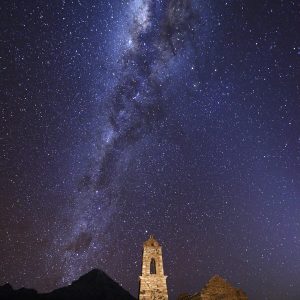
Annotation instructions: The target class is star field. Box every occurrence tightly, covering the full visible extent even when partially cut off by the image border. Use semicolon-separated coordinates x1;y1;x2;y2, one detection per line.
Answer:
1;1;300;299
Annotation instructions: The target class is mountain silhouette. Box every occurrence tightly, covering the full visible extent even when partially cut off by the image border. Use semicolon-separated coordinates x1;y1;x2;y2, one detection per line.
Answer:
0;269;137;300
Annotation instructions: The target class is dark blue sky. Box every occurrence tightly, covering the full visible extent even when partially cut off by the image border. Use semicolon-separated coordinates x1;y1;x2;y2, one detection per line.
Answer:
1;1;299;299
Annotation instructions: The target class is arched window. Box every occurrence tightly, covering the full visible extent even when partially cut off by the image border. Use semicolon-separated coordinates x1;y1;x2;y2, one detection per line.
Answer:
150;258;156;274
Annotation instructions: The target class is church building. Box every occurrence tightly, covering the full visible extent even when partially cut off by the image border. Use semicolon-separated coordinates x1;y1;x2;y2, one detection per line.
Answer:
139;235;168;300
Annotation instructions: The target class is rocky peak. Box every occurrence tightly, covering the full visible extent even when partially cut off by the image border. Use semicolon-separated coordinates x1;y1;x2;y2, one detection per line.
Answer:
177;275;248;300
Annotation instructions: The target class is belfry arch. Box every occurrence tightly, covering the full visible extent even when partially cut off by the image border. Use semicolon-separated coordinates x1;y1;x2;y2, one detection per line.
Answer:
150;258;156;274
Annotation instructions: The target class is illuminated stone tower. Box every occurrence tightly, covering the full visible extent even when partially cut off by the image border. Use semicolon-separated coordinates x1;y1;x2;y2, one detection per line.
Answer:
139;235;168;300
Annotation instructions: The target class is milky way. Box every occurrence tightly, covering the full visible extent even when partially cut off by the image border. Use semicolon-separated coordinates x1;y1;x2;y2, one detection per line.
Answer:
54;0;204;283
1;0;300;299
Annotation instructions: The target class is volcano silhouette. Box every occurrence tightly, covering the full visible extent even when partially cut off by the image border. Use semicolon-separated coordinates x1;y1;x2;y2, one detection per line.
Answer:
0;269;136;300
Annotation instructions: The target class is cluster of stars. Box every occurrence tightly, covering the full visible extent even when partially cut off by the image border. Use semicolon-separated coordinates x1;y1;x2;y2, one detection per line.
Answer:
1;1;299;300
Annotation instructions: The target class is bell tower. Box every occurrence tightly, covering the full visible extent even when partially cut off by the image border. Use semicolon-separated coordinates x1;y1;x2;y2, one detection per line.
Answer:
139;235;168;300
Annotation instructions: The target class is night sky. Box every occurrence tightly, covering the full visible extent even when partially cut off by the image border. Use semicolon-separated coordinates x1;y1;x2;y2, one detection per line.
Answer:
1;0;300;299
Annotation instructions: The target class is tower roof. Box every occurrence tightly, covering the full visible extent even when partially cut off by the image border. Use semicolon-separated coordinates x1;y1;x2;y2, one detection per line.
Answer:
143;235;160;247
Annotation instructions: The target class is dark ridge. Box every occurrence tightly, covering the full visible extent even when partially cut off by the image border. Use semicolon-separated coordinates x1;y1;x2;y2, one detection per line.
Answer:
0;269;137;300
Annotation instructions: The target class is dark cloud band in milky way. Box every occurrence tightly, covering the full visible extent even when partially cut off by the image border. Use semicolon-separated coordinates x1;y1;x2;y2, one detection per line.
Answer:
80;0;199;191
